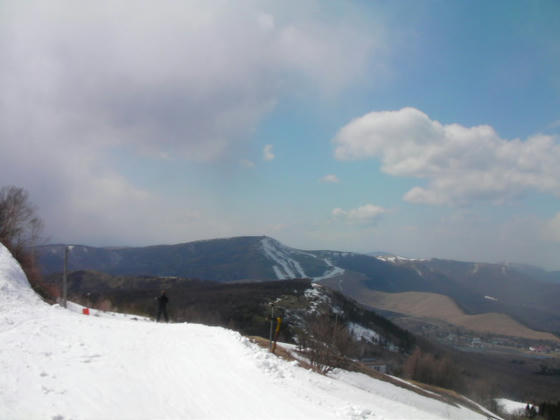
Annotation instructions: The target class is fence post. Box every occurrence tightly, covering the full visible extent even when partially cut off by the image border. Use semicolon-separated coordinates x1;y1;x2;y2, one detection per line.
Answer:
268;304;274;351
62;246;68;308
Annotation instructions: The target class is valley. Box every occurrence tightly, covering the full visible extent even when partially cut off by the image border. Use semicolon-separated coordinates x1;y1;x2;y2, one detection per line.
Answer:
322;274;559;340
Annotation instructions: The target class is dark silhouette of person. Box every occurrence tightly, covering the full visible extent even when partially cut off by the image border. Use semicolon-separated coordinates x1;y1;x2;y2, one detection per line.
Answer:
157;290;169;322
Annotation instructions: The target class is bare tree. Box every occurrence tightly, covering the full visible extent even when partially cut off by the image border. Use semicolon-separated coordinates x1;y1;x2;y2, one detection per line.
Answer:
0;186;50;299
296;314;357;373
0;186;43;254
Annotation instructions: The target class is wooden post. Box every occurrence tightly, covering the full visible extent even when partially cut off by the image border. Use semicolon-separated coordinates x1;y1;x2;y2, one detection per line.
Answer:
268;304;274;352
272;317;282;354
62;246;68;308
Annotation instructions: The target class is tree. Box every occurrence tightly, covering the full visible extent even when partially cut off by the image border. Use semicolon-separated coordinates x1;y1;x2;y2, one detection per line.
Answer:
295;314;357;373
0;186;51;299
0;186;43;255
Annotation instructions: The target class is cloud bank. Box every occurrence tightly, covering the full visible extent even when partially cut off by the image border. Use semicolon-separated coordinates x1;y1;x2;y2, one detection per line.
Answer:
334;108;560;205
1;0;378;162
0;0;380;244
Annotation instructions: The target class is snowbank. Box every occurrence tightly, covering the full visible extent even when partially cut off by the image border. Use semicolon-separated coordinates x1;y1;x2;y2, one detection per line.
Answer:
0;243;43;307
495;398;530;415
0;243;494;420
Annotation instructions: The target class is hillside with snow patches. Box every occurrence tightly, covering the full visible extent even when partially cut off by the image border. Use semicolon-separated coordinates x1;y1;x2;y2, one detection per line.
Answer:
0;243;499;420
37;237;349;282
261;237;345;281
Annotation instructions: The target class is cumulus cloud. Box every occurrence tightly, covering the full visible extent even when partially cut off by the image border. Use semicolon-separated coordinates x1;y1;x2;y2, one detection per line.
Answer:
321;174;340;183
332;204;387;224
333;107;560;205
263;145;275;161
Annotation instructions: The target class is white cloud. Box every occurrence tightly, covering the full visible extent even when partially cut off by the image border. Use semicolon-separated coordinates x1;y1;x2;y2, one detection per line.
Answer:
332;204;387;224
333;107;560;205
321;174;340;183
263;145;275;161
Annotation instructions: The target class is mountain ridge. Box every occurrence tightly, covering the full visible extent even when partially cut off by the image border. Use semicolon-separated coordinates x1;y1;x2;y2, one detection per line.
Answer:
36;235;560;336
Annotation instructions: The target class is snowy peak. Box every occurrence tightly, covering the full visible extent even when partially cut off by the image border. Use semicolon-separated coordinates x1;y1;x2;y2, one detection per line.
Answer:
375;255;428;263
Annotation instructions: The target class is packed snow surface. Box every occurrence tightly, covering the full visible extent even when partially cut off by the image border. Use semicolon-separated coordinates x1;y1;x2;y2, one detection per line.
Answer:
0;244;491;420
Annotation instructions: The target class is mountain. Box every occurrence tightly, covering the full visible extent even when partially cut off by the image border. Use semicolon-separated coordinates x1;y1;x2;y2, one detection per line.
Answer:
1;243;496;420
37;236;337;281
37;236;560;335
322;255;560;336
510;263;560;284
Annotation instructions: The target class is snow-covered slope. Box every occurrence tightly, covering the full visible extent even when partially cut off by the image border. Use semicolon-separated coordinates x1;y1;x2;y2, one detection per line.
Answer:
261;237;345;281
0;244;494;420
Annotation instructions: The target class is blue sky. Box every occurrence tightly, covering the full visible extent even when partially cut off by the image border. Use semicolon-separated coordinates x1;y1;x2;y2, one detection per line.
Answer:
2;0;560;268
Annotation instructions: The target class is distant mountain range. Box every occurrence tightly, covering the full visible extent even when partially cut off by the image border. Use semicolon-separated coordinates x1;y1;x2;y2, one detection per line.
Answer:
37;236;338;281
36;235;560;336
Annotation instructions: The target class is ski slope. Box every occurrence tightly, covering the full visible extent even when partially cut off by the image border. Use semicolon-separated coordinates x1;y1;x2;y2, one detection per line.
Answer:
260;237;345;281
0;244;495;420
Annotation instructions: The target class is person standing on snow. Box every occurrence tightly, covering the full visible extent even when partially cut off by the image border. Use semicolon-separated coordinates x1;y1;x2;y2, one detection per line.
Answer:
156;290;169;322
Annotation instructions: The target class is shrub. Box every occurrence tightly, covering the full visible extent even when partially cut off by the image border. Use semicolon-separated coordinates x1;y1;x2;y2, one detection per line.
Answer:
403;347;463;390
295;314;359;373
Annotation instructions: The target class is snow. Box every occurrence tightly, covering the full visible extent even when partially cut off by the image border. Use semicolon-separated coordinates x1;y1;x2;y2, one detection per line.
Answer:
313;258;345;282
495;398;529;415
388;376;440;397
0;243;493;420
261;237;306;279
330;370;484;420
484;295;498;302
376;255;426;263
348;322;380;343
261;238;345;281
304;284;331;314
65;301;151;322
471;263;479;275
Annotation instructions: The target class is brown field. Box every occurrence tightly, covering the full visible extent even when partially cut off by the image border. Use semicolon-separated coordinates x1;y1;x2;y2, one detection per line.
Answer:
322;275;560;343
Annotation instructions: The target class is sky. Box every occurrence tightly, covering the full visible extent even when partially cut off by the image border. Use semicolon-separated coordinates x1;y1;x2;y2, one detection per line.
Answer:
1;0;560;269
